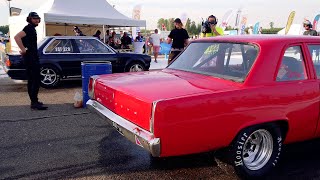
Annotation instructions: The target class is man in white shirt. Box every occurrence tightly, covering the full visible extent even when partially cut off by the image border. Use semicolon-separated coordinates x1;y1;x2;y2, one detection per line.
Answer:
150;29;161;63
248;25;253;35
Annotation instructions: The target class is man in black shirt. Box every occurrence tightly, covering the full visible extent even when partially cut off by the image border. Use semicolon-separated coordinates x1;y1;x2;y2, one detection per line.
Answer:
167;18;189;64
303;20;318;36
14;12;48;110
135;32;144;42
121;32;132;49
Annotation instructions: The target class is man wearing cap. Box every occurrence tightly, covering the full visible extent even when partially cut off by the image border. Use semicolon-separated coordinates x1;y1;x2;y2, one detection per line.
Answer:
14;12;48;110
303;20;318;36
167;18;190;64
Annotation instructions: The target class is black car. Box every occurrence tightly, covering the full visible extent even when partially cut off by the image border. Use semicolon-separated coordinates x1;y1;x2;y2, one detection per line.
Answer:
2;36;151;88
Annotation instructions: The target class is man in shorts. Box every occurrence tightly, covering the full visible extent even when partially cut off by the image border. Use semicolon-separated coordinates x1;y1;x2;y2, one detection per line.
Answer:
150;29;161;63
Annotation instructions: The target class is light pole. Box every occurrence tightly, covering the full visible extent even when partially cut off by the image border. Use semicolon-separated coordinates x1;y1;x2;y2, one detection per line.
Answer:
7;0;12;16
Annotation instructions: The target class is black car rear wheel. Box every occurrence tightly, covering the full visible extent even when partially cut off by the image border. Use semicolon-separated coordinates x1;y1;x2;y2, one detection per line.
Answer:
126;62;145;72
40;65;61;88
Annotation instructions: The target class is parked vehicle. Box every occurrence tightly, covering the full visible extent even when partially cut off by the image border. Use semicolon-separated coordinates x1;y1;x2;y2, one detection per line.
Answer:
1;36;151;88
87;35;320;178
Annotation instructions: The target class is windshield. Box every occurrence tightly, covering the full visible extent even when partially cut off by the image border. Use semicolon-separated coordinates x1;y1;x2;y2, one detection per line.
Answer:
168;42;259;82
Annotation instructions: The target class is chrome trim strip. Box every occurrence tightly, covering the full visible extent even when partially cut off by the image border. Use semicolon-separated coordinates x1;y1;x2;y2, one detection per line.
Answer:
42;38;56;55
87;100;161;157
150;101;158;133
5;68;26;71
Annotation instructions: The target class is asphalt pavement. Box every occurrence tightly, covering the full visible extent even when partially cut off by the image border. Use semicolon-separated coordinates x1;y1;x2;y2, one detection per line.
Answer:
1;75;320;180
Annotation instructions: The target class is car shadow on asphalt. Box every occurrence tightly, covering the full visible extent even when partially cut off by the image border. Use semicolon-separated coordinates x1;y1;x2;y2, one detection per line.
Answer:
95;132;239;179
265;139;320;180
94;134;320;179
0;104;106;179
1;102;320;180
58;79;82;89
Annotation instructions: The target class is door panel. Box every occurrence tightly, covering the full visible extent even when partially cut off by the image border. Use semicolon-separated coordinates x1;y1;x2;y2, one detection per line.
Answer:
276;45;318;142
307;44;320;137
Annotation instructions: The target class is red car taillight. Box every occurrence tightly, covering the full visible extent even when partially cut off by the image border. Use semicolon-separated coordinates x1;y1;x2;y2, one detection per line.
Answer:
5;59;11;67
88;76;98;99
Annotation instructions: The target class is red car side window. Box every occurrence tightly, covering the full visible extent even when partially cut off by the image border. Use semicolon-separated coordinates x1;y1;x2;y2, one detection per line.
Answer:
277;46;308;82
308;45;320;79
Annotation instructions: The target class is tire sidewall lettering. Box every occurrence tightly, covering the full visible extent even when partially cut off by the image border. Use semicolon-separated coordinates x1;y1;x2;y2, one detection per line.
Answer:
233;126;284;178
234;133;248;167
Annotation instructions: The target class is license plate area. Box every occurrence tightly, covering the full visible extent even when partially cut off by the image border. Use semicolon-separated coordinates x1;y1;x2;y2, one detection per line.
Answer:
112;121;124;136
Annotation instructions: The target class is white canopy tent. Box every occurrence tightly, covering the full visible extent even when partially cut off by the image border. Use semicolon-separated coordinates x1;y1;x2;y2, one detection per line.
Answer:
44;0;146;27
9;0;146;51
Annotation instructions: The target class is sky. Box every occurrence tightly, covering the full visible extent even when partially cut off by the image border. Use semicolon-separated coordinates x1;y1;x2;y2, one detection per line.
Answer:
0;0;319;29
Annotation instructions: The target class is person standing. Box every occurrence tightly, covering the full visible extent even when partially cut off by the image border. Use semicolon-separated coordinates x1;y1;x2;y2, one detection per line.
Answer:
150;29;161;63
104;30;110;44
109;31;121;49
14;12;47;110
201;15;224;37
258;27;263;34
303;20;318;36
248;25;253;35
73;26;85;36
121;32;132;49
167;18;189;64
93;30;101;40
135;32;144;42
135;32;146;53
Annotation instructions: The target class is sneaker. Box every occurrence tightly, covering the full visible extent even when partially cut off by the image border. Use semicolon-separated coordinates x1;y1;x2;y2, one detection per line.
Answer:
31;102;48;110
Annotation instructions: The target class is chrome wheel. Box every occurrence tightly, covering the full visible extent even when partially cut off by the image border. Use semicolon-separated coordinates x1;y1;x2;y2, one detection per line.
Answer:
129;64;144;72
40;68;57;85
242;129;273;171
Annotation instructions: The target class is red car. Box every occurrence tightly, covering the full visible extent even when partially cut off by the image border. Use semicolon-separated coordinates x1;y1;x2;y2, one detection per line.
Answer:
87;35;320;178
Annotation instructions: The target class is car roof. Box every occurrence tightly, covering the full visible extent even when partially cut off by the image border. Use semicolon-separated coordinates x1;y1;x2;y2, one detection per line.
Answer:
193;35;320;44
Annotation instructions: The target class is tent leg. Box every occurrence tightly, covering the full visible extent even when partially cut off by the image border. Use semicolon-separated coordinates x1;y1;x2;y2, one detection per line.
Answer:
65;24;67;36
103;25;105;43
144;26;147;54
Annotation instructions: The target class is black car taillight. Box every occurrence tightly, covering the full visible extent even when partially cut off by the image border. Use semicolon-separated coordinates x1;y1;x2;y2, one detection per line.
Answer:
5;58;11;67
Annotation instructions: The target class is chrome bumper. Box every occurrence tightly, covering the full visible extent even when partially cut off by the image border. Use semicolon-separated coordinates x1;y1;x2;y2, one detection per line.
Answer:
86;100;161;157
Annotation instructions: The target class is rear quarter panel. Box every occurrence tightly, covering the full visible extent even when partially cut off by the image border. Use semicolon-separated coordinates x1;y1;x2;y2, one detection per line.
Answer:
154;81;319;157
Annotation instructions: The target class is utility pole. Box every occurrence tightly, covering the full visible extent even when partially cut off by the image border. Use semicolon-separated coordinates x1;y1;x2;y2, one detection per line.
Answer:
235;9;241;27
7;0;12;16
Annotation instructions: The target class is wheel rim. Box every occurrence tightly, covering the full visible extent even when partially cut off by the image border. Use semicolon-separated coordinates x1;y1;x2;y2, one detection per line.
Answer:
242;129;273;171
129;64;144;72
40;68;57;85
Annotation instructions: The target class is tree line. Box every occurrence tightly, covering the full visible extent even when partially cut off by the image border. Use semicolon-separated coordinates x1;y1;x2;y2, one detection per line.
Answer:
158;18;284;35
157;18;202;36
0;25;9;34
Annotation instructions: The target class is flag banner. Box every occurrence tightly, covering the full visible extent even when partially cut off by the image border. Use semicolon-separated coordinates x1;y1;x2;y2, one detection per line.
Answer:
313;14;320;31
220;9;234;30
132;5;142;39
132;5;142;20
239;16;248;35
285;11;296;35
253;22;260;34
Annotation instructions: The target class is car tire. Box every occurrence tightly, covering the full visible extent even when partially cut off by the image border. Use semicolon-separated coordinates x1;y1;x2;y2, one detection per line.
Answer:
231;124;283;179
126;62;145;72
40;65;61;88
